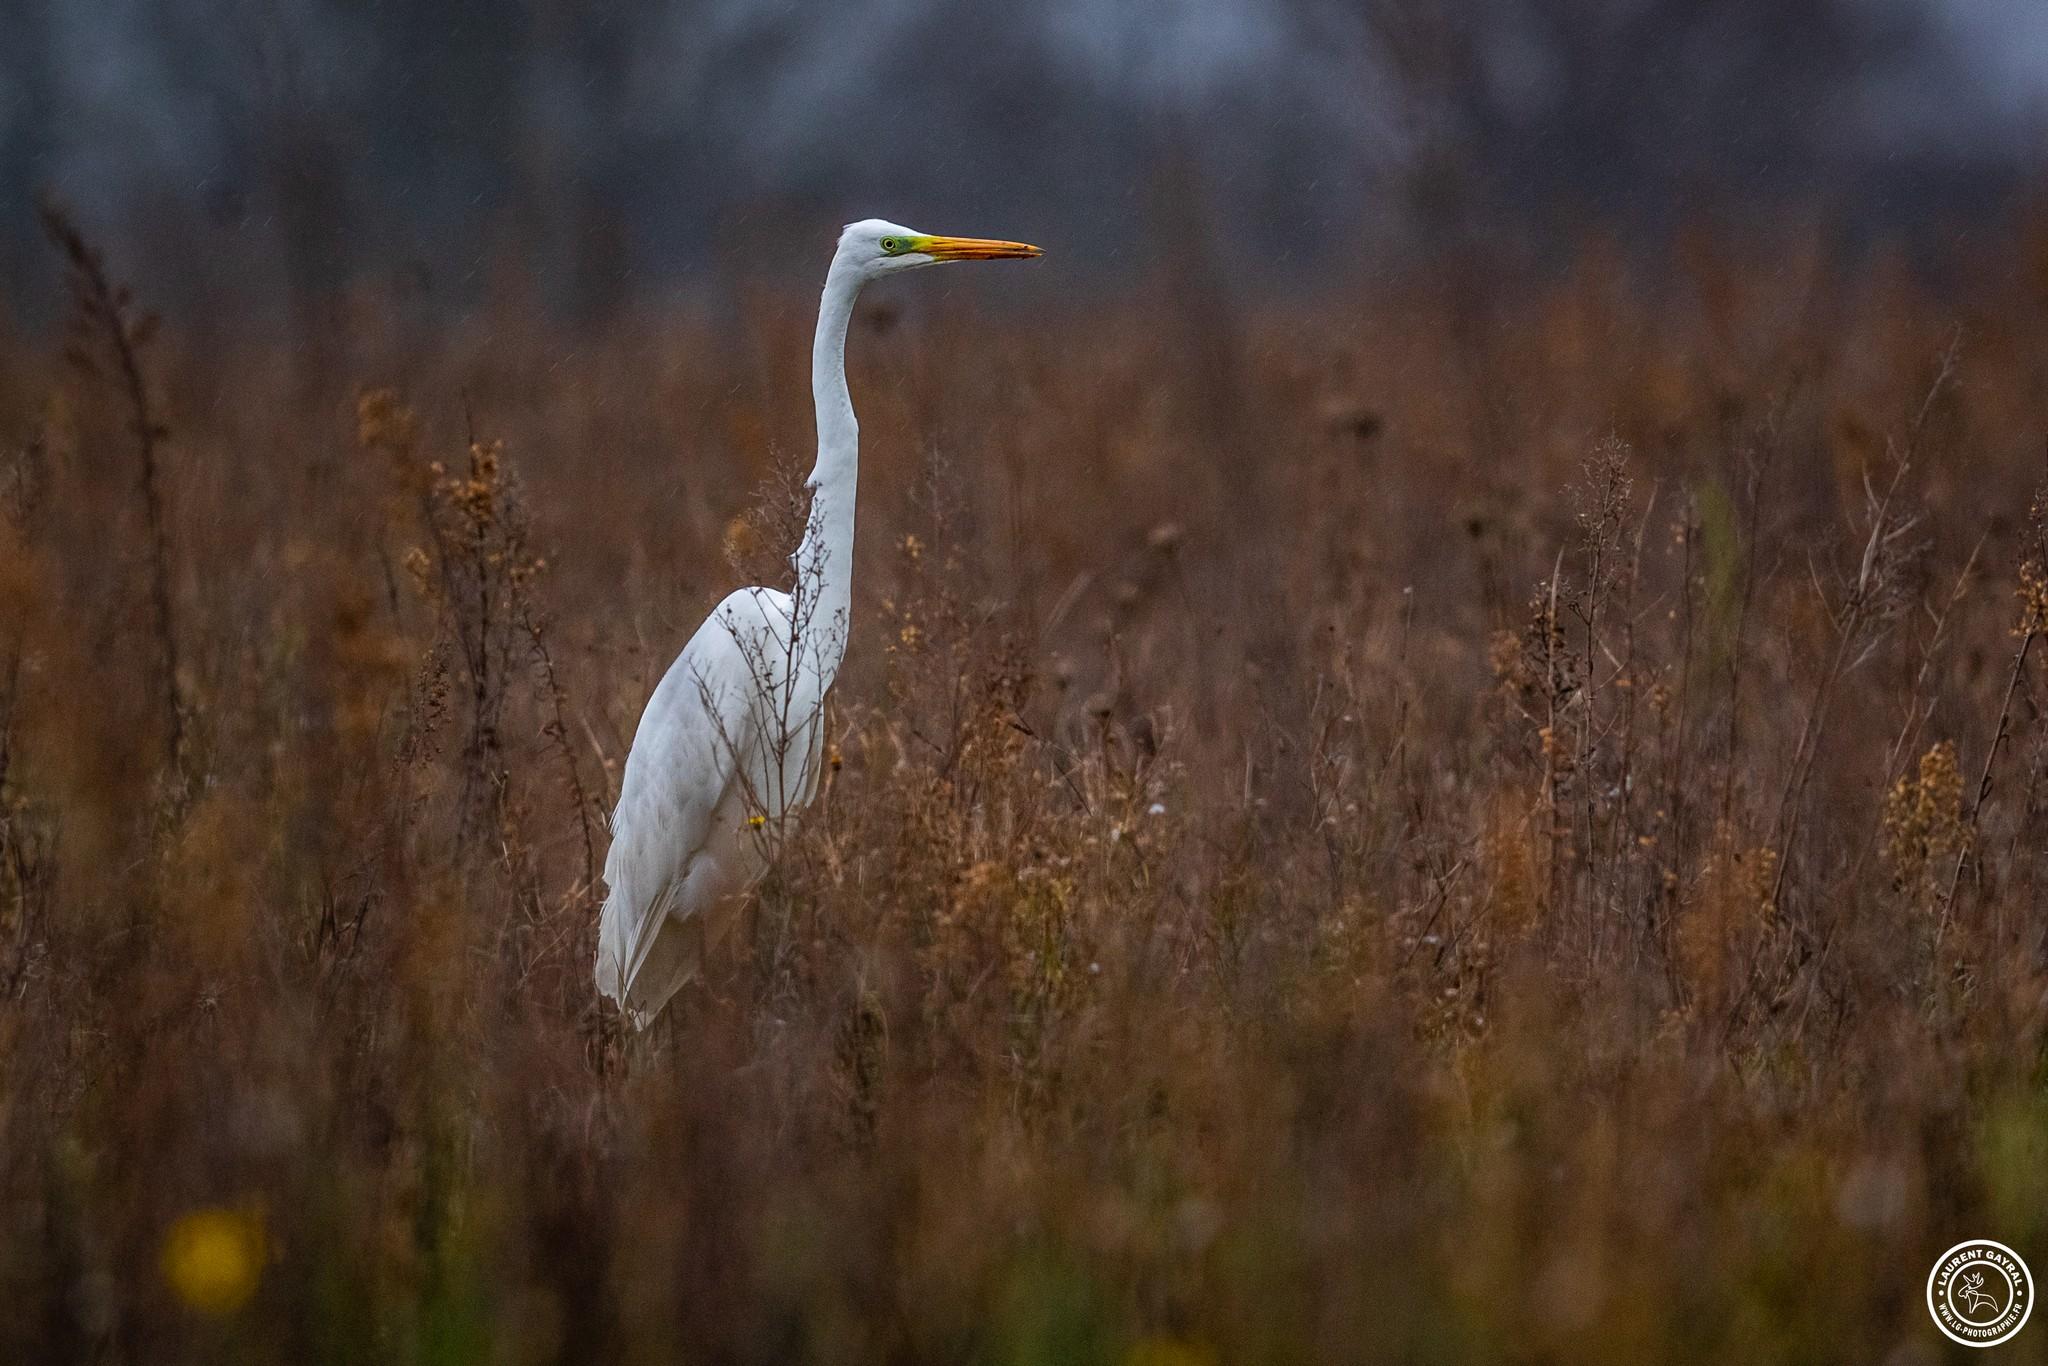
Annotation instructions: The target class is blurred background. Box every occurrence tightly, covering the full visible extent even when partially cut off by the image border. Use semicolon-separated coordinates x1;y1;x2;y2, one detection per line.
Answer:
3;0;2045;322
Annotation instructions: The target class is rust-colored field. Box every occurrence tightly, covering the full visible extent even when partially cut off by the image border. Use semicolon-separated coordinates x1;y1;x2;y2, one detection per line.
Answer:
4;212;2047;1362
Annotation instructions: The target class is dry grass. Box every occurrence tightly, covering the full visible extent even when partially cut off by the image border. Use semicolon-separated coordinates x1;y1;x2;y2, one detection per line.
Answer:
4;209;2048;1363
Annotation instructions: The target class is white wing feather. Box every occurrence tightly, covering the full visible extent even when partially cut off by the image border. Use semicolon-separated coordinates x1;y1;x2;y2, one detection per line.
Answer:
595;588;823;1026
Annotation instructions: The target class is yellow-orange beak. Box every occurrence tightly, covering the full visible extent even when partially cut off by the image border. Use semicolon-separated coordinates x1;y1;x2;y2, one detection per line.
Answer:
913;235;1043;261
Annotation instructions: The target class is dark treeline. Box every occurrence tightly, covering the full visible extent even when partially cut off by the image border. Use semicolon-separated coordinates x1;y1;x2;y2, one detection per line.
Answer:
0;0;2040;325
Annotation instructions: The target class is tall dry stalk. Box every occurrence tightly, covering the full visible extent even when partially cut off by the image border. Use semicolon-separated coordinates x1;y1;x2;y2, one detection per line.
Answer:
39;200;184;769
1939;476;2048;930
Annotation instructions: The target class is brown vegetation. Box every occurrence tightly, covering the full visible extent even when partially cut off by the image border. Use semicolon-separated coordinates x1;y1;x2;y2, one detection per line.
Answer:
3;208;2048;1362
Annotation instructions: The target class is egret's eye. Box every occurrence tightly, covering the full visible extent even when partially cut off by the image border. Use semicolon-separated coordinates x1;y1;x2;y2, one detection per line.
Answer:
880;236;907;255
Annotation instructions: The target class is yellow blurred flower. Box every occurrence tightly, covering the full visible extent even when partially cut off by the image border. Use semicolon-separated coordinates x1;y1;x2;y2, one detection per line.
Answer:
161;1207;264;1315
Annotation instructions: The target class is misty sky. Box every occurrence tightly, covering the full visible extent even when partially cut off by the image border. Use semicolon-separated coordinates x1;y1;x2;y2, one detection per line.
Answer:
3;0;2045;311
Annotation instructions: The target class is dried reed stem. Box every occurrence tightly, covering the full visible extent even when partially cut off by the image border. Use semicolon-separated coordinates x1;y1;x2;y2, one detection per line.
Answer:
39;199;184;767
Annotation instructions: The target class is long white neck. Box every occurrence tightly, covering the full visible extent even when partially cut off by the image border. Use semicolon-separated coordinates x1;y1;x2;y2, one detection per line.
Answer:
793;256;864;686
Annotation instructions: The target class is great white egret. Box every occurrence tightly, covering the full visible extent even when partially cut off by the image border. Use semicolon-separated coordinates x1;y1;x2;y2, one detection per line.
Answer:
594;219;1042;1027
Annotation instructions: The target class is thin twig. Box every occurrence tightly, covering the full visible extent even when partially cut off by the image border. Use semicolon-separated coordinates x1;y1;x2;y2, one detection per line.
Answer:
40;199;184;768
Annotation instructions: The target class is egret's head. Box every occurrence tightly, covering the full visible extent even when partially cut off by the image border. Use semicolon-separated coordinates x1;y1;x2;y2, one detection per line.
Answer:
836;218;1042;279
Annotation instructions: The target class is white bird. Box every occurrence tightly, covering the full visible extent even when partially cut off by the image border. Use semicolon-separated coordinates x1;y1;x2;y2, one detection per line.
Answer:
595;219;1042;1027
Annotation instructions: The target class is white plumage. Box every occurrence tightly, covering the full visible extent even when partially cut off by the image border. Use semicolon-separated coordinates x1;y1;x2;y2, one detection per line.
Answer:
595;218;1041;1027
